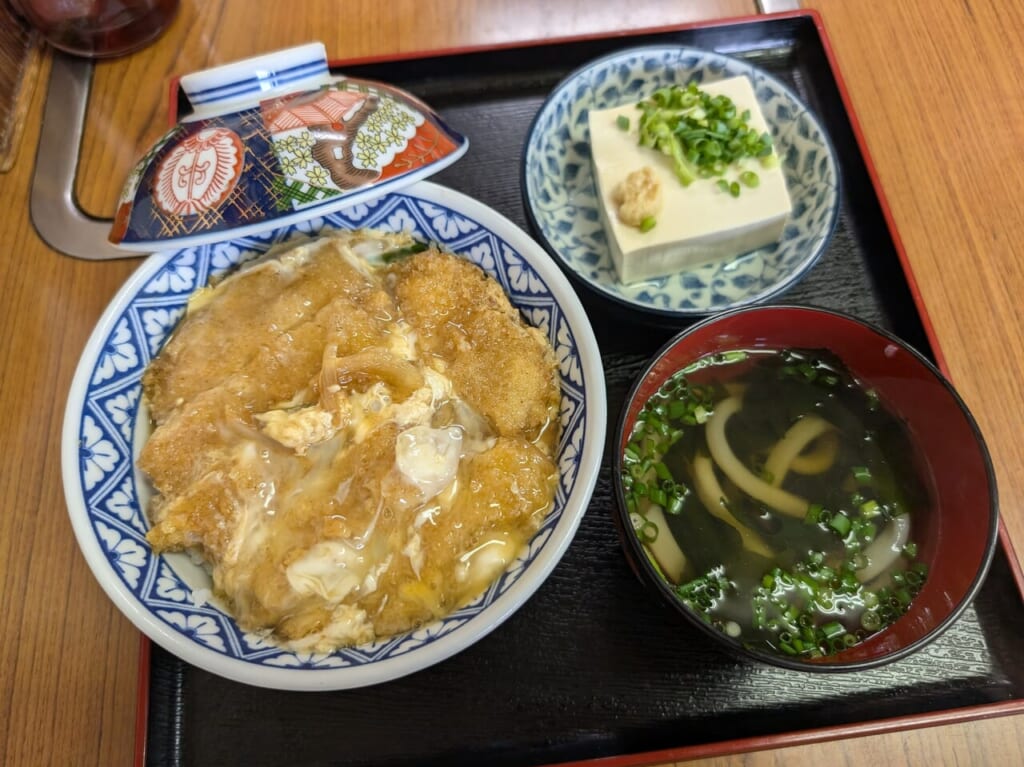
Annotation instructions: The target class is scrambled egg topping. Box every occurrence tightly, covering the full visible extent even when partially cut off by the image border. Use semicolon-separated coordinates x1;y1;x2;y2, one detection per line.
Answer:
139;230;561;652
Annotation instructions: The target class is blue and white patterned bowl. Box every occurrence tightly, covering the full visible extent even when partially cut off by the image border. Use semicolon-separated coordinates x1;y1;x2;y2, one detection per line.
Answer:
522;45;840;320
62;181;606;690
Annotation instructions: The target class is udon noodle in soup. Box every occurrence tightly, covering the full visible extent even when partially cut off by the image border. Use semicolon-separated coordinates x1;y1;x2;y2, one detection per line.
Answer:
622;348;930;659
139;229;562;652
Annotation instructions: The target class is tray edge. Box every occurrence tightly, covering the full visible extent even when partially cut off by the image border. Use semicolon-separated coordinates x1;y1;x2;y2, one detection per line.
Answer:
134;9;1024;766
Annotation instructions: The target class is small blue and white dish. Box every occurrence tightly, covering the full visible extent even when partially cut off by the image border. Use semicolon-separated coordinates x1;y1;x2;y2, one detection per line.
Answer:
522;45;841;321
63;181;606;690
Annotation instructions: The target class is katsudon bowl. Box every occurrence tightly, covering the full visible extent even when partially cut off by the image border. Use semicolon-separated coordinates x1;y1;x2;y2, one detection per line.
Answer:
62;181;606;690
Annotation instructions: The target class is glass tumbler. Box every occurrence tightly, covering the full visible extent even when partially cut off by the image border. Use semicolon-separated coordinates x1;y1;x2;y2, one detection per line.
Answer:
10;0;180;58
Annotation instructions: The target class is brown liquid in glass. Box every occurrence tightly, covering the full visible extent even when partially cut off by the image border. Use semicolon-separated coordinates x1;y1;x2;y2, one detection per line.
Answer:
16;0;179;58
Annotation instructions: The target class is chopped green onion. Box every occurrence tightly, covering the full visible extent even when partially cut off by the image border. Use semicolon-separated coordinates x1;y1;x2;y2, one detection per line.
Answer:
860;499;881;517
739;170;760;188
866;389;880;411
666;494;685;516
616;114;630;131
635;82;774;191
852;466;873;483
826;636;846;654
620;371;716;530
861;610;882;631
821;620;846;640
856;520;877;543
639;216;657;233
380;241;430;263
805;503;823;524
798;362;817;380
668;400;689;419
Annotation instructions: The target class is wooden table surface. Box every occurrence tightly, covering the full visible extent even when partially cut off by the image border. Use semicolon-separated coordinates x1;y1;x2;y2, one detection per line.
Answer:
2;0;1022;764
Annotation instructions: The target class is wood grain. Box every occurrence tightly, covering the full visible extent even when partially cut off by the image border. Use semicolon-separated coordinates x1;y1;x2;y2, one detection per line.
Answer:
0;56;141;764
2;1;1023;766
805;0;1024;582
0;3;44;172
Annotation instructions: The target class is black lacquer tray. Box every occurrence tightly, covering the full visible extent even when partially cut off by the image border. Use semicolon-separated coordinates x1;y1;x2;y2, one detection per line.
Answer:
142;11;1024;766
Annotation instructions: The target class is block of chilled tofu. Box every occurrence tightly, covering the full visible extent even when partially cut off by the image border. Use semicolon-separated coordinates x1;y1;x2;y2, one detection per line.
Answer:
588;76;792;284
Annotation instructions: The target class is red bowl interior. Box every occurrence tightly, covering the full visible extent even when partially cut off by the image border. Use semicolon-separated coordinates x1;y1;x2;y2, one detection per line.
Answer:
617;305;999;670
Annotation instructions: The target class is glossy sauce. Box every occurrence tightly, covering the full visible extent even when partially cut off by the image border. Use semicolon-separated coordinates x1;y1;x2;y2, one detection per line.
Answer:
140;231;562;651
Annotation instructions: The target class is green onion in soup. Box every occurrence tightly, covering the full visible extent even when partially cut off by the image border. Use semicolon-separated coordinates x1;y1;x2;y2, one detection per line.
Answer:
622;348;930;659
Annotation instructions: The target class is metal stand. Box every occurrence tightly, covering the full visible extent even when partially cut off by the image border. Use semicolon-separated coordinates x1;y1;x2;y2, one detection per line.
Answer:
30;53;141;260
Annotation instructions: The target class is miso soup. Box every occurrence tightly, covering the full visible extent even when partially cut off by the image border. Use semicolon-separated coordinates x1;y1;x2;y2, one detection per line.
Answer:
621;348;930;659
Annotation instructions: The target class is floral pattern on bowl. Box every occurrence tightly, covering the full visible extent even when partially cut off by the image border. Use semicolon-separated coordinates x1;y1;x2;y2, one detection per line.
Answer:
65;181;606;691
522;45;841;319
110;43;468;251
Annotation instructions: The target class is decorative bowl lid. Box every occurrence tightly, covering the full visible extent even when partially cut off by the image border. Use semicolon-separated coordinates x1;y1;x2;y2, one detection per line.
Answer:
110;42;469;250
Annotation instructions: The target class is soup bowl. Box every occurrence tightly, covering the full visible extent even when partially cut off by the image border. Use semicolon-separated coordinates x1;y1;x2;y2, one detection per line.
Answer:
612;304;999;671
